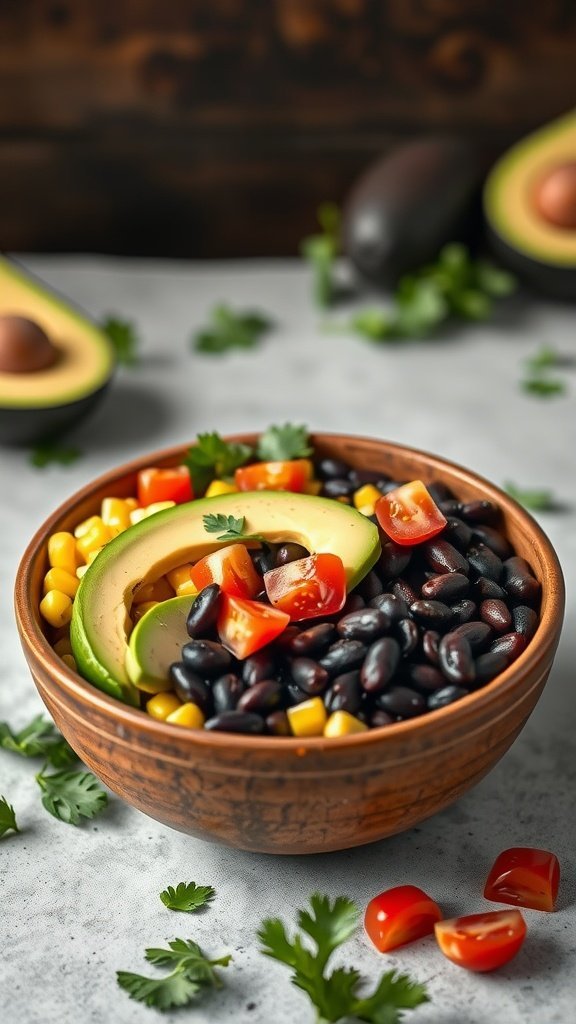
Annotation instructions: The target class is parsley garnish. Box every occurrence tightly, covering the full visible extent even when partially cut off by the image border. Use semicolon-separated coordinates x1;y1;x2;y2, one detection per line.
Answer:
257;423;313;461
301;203;341;308
101;315;139;366
258;893;428;1023
35;766;108;825
203;513;264;543
29;440;81;468
184;432;253;494
0;795;19;837
521;377;566;398
193;304;272;354
505;482;558;511
160;882;216;913
0;714;76;767
117;938;232;1011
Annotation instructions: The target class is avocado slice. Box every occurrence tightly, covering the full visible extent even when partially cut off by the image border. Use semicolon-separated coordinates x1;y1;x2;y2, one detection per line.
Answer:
125;596;194;694
0;257;115;444
484;110;576;300
71;490;381;700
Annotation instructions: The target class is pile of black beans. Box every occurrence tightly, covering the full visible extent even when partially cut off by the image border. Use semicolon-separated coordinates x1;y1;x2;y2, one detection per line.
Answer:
167;457;541;735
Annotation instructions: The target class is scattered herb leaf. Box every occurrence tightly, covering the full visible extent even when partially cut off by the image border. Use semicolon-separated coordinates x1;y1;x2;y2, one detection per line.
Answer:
160;882;216;913
521;377;566;398
117;938;232;1011
185;432;254;494
505;482;558;511
258;423;313;462
524;346;562;374
101;315;139;366
193;305;272;354
301;202;341;308
35;767;108;825
30;440;81;468
0;714;76;767
0;795;19;837
203;513;264;543
258;892;428;1023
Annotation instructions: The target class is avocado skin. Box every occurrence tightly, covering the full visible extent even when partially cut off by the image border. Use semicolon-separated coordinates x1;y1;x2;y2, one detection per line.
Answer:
487;227;576;301
0;381;111;445
343;138;491;285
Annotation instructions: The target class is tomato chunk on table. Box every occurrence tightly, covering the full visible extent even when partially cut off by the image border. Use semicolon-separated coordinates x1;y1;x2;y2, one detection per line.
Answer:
375;480;447;546
235;459;312;493
434;909;527;972
137;465;193;506
263;553;346;621
364;885;442;952
484;847;560;912
217;593;290;658
190;543;262;599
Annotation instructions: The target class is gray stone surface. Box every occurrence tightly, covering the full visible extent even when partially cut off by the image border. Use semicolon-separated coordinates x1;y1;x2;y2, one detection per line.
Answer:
1;256;575;1024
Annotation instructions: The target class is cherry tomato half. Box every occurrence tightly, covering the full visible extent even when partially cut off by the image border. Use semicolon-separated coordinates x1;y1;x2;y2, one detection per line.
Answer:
190;543;261;600
137;465;193;507
263;553;346;621
434;909;527;972
217;593;290;659
234;459;313;493
364;885;442;953
375;480;447;547
484;847;560;912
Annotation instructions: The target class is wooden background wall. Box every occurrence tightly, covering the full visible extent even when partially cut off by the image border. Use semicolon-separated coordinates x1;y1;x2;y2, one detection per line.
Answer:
1;0;575;257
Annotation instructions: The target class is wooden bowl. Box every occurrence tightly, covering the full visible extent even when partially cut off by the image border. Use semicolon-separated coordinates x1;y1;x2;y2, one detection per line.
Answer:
15;434;565;854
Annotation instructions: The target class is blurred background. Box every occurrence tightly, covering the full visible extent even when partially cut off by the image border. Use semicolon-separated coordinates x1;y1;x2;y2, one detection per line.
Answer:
2;0;576;258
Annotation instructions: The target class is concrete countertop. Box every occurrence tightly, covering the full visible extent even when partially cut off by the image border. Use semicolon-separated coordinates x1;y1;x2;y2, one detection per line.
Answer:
1;256;574;1024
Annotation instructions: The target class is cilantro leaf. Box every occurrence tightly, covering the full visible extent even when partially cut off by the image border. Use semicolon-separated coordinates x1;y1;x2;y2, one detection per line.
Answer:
30;440;81;468
160;882;216;913
298;893;360;969
0;714;77;767
350;308;393;342
35;767;108;825
101;315;139;366
193;304;272;354
203;513;265;543
184;432;253;494
301;203;341;308
521;376;566;398
117;937;231;1011
0;795;19;837
525;345;563;373
258;424;313;461
504;482;558;511
353;969;430;1024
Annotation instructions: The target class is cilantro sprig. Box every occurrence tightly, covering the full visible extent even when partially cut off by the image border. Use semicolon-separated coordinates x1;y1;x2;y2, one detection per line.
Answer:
257;423;313;461
29;440;82;469
505;482;559;511
193;304;272;354
0;795;19;837
0;714;76;767
184;432;253;494
101;315;140;366
521;345;570;398
203;513;265;543
301;203;341;308
117;938;232;1011
160;882;216;913
258;893;428;1023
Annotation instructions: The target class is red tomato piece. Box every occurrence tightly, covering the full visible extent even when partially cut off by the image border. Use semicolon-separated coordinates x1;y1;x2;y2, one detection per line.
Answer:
263;553;346;622
364;885;442;953
190;544;262;599
484;847;560;912
435;910;527;972
217;593;290;659
234;459;313;493
137;466;193;506
375;480;447;547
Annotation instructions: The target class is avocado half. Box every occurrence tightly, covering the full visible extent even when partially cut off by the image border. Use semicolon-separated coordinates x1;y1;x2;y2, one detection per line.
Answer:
484;110;576;300
0;257;115;444
71;490;381;702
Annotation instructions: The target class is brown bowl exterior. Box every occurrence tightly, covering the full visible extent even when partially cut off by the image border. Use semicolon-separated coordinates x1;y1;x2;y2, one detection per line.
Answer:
15;434;565;854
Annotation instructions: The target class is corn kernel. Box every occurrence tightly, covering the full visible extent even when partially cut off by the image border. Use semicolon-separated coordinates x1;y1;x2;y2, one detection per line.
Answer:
145;501;176;517
132;600;159;623
353;484;382;518
48;532;78;574
166;564;197;597
146;692;182;721
132;576;174;605
166;702;205;729
129;508;148;525
61;653;77;673
324;710;368;738
76;520;112;560
74;514;102;539
287;697;327;737
76;564;89;579
101;497;132;535
53;636;73;657
204;479;238;498
125;497;139;511
40;590;73;628
304;480;323;496
43;567;79;599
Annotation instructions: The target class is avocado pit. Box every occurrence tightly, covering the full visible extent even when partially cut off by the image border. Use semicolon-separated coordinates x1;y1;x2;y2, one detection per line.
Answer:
533;162;576;230
0;315;59;373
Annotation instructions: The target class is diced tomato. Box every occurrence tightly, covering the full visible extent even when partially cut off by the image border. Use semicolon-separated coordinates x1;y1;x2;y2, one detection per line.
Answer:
217;593;290;659
434;910;527;972
484;847;560;912
234;459;313;493
375;480;447;547
263;553;346;622
190;543;262;599
364;885;442;953
137;466;193;506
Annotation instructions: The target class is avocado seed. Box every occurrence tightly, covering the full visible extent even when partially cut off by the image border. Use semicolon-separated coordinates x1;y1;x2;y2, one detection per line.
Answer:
0;315;58;373
533;162;576;230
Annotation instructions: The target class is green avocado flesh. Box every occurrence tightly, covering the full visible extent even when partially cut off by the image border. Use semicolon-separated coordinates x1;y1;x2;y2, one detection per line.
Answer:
70;490;381;703
125;596;194;693
0;256;114;408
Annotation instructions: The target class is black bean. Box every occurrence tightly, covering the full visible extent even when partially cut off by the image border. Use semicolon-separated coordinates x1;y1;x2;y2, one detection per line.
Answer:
471;525;513;560
370;592;410;621
337;607;390;642
169;663;213;716
273;625;302;652
503;557;541;604
473;651;509;686
212;673;245;713
266;710;291;736
360;637;401;694
423;539;469;575
275;543;309;567
319;640;367;677
286;681;312;705
288;622;336;656
451;620;492;652
421;572;469;602
479;599;512;634
289;658;329;695
376;686;426;719
438;633;475;685
427;686;468;711
237;679;283;714
182;639;232;677
322;478;356;498
427;481;455;504
348;468;390;488
370;709;395;728
444;517;473;552
489;632;527;663
251;546;277;575
357;570;384;601
204;711;265;734
393;578;420;606
410;600;454;630
512;605;539;641
406;663;445;692
450;599;477;625
460;500;500;525
379;541;412;578
395;617;420;656
467;544;503;583
422;630;440;664
317;457;351;480
325;671;362;714
186;584;221;638
243;650;279;686
339;593;366;615
438;499;464;517
473;576;507;600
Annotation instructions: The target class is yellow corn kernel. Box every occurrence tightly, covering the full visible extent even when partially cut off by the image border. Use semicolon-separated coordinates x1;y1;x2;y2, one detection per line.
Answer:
324;710;368;738
53;636;73;657
146;692;182;721
129;507;148;525
76;564;89;579
166;564;197;597
287;697;327;738
73;514;102;539
353;484;382;518
61;653;77;673
204;479;238;498
48;532;78;574
76;520;112;560
43;567;80;599
304;479;323;496
125;497;139;511
132;600;159;623
39;590;73;629
101;497;132;535
145;500;176;517
166;702;205;729
132;576;175;605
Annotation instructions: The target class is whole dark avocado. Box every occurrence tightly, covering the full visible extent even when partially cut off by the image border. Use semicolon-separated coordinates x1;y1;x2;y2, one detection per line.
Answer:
484;110;576;300
342;137;489;285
